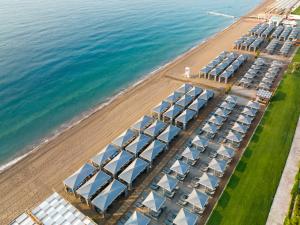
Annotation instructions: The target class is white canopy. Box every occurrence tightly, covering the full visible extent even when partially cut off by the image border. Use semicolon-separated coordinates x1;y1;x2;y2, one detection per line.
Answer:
139;140;166;163
188;98;206;113
220;101;234;110
152;101;171;115
118;158;149;185
157;174;178;192
208;158;227;174
91;144;119;167
124;211;151;225
125;134;152;156
214;108;229;118
176;83;193;94
208;115;223;126
131;115;154;132
176;95;193;108
246;101;260;110
198;90;214;101
64;163;97;192
173;208;198;225
237;114;252;125
175;109;197;125
157;125;181;144
112;129;137;148
217;145;235;159
231;122;248;134
104;151;133;176
163;105;183;120
202;123;218;134
241;107;256;117
144;120;167;138
192;135;209;149
181;147;200;161
186;87;203;98
142;191;166;212
170;160;190;176
187;189;209;210
165;92;182;104
92;179;127;212
226;131;243;143
198;173;220;190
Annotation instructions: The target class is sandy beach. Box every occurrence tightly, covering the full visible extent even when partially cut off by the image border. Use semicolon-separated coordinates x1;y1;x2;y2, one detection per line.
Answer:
0;0;274;223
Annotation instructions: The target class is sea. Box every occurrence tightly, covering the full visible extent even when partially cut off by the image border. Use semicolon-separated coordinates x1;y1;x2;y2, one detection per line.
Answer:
0;0;261;169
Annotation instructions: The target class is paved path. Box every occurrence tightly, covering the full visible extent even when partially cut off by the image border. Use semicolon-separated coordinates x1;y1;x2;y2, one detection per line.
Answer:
266;117;300;225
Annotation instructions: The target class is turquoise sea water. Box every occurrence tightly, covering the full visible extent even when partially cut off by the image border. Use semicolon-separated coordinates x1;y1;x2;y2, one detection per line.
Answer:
0;0;261;167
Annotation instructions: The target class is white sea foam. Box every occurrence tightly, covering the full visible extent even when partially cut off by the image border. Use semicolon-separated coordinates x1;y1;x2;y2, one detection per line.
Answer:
208;11;237;19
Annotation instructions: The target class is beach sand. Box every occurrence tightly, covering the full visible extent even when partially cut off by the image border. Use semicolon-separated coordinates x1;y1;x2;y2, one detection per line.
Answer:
0;0;274;223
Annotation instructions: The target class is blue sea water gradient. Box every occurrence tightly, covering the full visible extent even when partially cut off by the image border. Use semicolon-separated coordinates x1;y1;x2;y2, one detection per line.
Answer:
0;0;261;165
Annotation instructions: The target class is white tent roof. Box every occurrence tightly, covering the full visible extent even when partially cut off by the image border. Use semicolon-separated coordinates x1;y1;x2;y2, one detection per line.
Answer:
124;211;151;225
173;208;198;225
152;101;171;114
143;120;167;138
198;173;219;190
91;144;119;167
176;83;193;94
202;123;218;134
186;86;203;98
200;66;212;74
76;171;111;201
198;90;214;101
131;115;154;132
187;189;209;210
104;151;133;176
237;114;252;125
142;191;166;212
139;140;166;163
125;134;152;155
175;109;196;125
176;95;193;108
92;179;127;212
241;107;256;117
208;158;227;173
31;192;96;225
217;145;235;158
157;125;181;144
165;92;182;104
170;160;190;176
188;98;206;112
164;105;184;120
232;122;248;134
246;101;260;110
10;213;36;225
226;131;243;143
157;174;178;192
192;135;209;148
214;108;229;118
64;163;97;192
112;129;137;148
181;147;200;161
220;101;234;110
208;115;223;126
118;158;149;185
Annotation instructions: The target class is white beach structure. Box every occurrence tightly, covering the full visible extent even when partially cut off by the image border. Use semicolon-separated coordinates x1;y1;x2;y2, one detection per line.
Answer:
175;109;197;129
157;125;181;145
152;101;171;120
192;135;209;151
92;179;127;213
173;208;198;225
214;108;229;118
118;158;149;190
165;92;182;105
208;115;224;126
246;100;260;110
139;140;166;167
163;105;184;123
143;120;168;138
170;160;190;176
202;123;218;136
64;163;97;193
103;150;134;177
142;191;166;213
186;86;203;99
208;158;228;177
188;98;206;114
198;173;220;192
131;115;154;133
176;95;194;109
198;89;214;101
231;122;248;134
112;129;137;149
125;134;152;156
181;147;201;162
124;211;151;225
217;145;235;160
187;189;209;211
236;114;252;126
176;83;193;94
157;174;178;193
76;171;111;205
226;131;243;145
90;144;119;168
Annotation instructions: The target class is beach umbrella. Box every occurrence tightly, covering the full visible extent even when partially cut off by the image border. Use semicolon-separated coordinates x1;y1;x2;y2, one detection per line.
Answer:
131;115;154;132
237;114;252;125
242;107;256;117
200;66;212;74
157;174;178;193
140;140;166;163
144;120;167;138
202;123;218;135
214;108;229;118
231;122;247;134
187;189;209;210
176;95;193;108
181;147;201;161
259;82;271;90
198;90;214;101
225;95;237;104
164;105;183;121
125;134;152;156
220;101;234;110
175;109;197;126
198;173;219;191
188;98;206;113
226;131;243;143
124;211;151;225
142;191;166;213
176;83;193;94
208;115;223;126
112;129;137;148
246;101;260;110
192;135;209;149
217;145;235;159
91;144;119;167
208;158;227;174
157;125;181;144
186;87;203;98
104;151;134;176
244;73;255;79
239;78;251;85
170;160;190;176
152;101;171;117
165;92;182;104
173;208;198;225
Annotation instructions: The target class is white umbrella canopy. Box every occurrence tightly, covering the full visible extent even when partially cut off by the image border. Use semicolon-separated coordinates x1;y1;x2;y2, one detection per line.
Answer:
187;189;209;210
157;174;178;193
157;125;181;144
208;158;227;174
192;135;209;149
214;108;229;118
131;115;154;132
176;95;193;108
173;208;198;225
231;122;248;134
165;92;182;104
217;145;235;158
198;173;220;190
237;114;252;125
210;68;222;76
225;95;237;104
200;66;212;74
208;115;223;126
170;160;190;176
140;140;166;163
220;101;234;110
198;90;214;101
187;86;203;98
241;107;256;117
112;129;137;148
91;144;119;167
188;98;206;112
244;73;255;79
176;83;193;94
142;191;166;213
164;105;184;120
144;120;168;138
226;131;243;143
152;101;171;115
181;147;201;161
175;109;197;125
124;211;151;225
202;123;218;135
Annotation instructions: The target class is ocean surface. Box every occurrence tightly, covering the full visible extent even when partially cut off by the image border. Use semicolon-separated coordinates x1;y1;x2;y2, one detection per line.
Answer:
0;0;261;168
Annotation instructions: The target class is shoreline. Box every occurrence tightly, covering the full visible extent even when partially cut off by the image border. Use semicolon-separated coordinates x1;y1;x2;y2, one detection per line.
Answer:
0;14;237;173
0;0;274;223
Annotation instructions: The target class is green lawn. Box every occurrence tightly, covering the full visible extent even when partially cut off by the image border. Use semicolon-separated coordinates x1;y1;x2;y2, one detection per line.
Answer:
292;7;300;15
207;49;300;225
